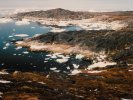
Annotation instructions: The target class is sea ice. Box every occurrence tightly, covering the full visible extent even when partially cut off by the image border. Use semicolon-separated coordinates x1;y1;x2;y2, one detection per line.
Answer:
56;58;68;63
50;67;57;70
15;46;22;50
75;54;84;60
14;34;29;37
73;64;79;69
23;51;29;54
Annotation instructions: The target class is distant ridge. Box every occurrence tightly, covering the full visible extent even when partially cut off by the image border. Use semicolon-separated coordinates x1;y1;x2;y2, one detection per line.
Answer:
16;8;94;20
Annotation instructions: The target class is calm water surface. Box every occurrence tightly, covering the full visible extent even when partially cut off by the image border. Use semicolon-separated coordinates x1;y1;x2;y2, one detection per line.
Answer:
0;21;90;74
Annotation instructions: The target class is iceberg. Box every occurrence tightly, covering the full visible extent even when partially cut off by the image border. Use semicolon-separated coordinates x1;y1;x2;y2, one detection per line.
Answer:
14;34;29;37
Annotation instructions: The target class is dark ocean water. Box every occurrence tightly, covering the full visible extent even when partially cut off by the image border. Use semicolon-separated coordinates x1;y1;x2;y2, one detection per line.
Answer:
0;21;90;74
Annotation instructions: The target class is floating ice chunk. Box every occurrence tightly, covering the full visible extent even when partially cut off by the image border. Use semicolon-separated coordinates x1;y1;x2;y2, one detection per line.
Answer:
0;18;13;23
46;54;52;57
15;46;22;50
8;36;13;38
5;43;10;47
53;70;60;73
88;61;116;70
13;29;16;32
13;54;17;56
51;55;57;59
15;19;30;25
3;47;7;50
18;54;22;56
23;51;29;54
14;34;29;37
70;69;81;75
1;63;4;66
73;64;79;69
56;58;68;63
31;27;35;29
67;66;70;70
50;67;57;70
76;54;84;60
0;80;11;83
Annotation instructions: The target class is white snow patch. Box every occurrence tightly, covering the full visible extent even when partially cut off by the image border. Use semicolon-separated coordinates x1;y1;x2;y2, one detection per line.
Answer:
87;70;103;73
38;82;46;85
88;61;116;70
0;92;3;97
121;98;133;100
15;19;30;25
33;34;41;37
16;41;24;45
0;18;13;23
50;27;66;33
0;71;9;75
0;80;11;83
70;69;81;75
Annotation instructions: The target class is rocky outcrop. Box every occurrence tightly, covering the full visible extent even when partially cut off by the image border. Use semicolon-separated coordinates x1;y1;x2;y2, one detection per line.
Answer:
16;30;133;65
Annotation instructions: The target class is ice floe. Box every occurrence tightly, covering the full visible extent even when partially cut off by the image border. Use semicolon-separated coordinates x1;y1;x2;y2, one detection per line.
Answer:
15;19;30;25
56;58;68;63
73;64;79;69
23;51;29;54
0;80;11;84
8;35;13;38
0;18;13;23
15;46;22;50
75;54;84;60
31;27;35;29
3;43;10;50
14;34;29;37
50;67;57;71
